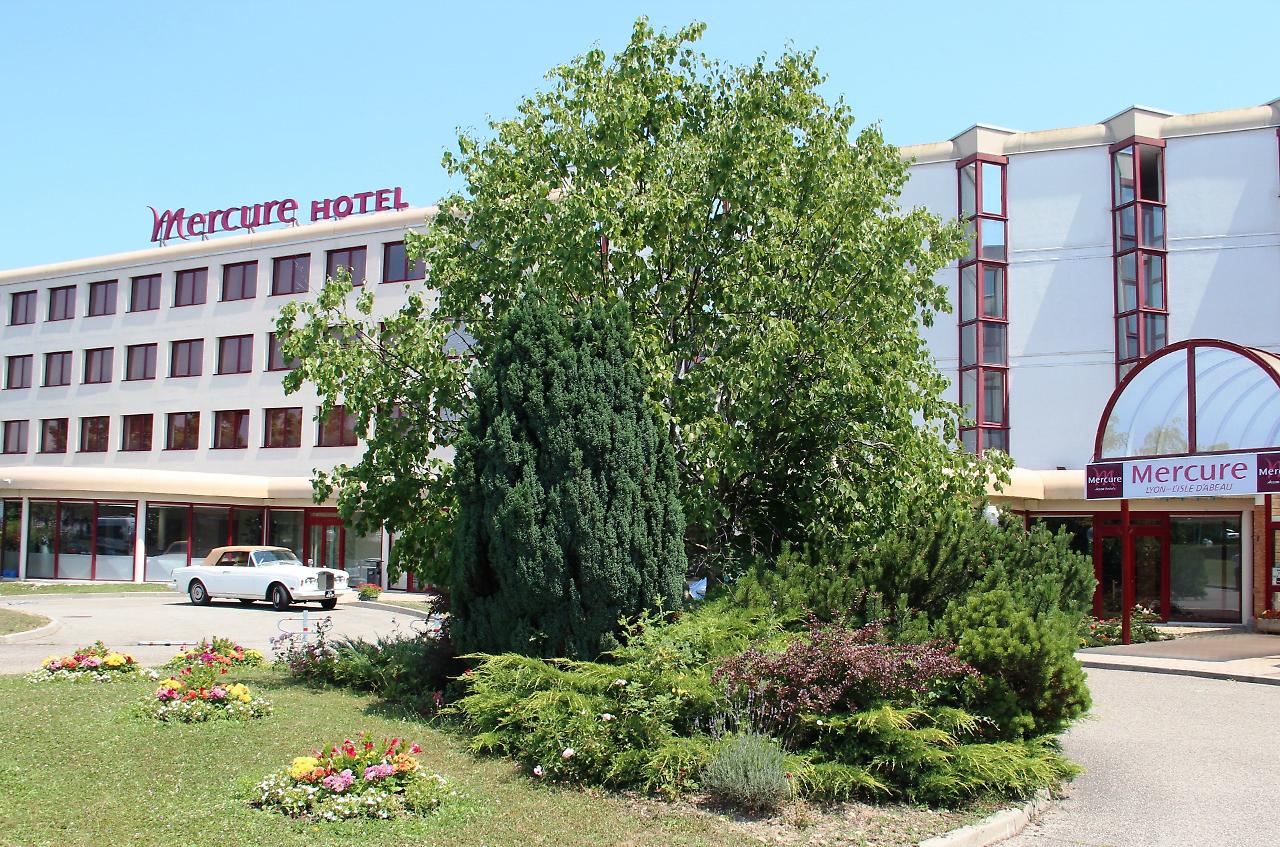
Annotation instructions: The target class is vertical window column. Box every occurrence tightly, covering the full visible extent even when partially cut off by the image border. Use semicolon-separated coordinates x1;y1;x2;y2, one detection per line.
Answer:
957;154;1010;455
1111;139;1168;382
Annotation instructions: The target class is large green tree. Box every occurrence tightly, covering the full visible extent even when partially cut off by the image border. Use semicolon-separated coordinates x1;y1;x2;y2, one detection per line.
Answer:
277;19;1003;582
450;297;686;658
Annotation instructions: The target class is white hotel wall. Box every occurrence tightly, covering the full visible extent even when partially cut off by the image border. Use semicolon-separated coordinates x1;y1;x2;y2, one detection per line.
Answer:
0;210;428;477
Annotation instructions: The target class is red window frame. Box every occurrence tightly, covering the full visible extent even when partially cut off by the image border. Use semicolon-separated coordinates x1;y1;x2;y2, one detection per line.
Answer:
216;335;253;375
263;407;303;448
382;241;425;283
130;274;161;312
326;246;368;286
316;405;358;447
174;267;208;308
27;498;140;582
1110;137;1168;382
121;414;153;452
48;285;76;321
79;416;109;453
125;343;157;381
5;355;32;389
271;254;310;296
165;412;200;450
956;153;1010;455
221;261;258;301
266;332;298;371
44;351;72;387
87;280;118;317
2;420;28;454
39;418;68;453
170;339;203;378
83;347;113;384
9;290;36;326
213;409;250;449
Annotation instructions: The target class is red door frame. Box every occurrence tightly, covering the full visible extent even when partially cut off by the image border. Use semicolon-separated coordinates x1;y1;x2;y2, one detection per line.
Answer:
303;510;344;568
1093;512;1170;620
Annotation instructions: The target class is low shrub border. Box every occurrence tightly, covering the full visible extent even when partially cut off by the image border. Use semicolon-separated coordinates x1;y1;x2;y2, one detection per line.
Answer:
251;733;456;821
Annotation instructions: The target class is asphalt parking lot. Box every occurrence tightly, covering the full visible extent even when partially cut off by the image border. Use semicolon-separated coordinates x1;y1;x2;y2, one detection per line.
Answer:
1004;667;1280;847
0;591;422;673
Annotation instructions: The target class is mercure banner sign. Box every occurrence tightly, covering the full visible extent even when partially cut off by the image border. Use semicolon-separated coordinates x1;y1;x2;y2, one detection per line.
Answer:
149;186;409;243
1086;450;1280;499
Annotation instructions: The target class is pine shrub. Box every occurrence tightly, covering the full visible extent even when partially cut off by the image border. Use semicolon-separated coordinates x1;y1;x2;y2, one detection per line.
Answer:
450;298;687;659
700;734;793;813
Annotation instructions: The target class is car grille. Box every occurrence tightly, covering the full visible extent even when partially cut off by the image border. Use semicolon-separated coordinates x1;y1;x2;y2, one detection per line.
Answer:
320;572;334;592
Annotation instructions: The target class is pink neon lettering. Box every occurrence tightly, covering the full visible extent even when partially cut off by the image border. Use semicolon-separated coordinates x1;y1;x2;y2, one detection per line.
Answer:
333;195;354;218
374;189;391;211
279;198;299;223
1233;462;1248;479
311;198;331;221
355;191;374;213
187;212;206;236
1132;465;1152;483
149;207;187;242
392;186;408;209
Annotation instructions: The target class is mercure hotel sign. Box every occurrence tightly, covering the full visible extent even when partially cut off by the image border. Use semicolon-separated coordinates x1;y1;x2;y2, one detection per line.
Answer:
148;186;409;243
1086;450;1280;499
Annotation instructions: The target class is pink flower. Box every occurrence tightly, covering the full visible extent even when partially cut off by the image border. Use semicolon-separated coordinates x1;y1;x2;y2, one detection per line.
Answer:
322;769;354;793
409;743;422;754
532;765;545;778
561;748;575;760
363;763;394;781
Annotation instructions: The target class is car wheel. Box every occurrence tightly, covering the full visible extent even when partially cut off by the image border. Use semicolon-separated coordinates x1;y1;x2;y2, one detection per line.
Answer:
320;598;338;611
269;584;292;611
238;599;256;606
188;580;211;606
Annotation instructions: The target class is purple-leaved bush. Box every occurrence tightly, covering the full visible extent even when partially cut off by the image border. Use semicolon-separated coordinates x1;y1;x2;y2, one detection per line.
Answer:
713;619;974;725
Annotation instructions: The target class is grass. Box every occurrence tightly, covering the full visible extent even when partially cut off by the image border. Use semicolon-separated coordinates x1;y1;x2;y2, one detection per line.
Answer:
0;581;168;596
0;607;48;635
0;669;980;847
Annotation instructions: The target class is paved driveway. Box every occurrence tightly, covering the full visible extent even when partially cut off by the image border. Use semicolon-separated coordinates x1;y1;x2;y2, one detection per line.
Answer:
0;592;422;673
1005;668;1280;847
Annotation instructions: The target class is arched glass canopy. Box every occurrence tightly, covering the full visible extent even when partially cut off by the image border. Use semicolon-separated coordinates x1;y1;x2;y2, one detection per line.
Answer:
1095;339;1280;460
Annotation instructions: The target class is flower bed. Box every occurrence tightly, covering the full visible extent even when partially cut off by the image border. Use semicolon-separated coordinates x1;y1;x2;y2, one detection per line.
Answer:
165;636;266;670
1078;606;1173;648
27;641;145;683
252;734;454;820
357;583;383;601
141;663;272;722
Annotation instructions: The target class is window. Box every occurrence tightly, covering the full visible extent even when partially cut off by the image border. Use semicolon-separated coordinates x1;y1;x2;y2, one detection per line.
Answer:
382;241;425;283
83;347;113;384
266;332;298;371
2;421;27;454
130;274;161;312
5;355;32;389
317;405;358;447
44;351;72;386
170;339;203;378
956;154;1009;456
79;416;109;452
221;261;257;301
216;335;253;375
125;343;157;381
271;254;310;295
39;418;68;453
1111;139;1168;381
174;267;208;307
10;290;35;325
213;409;250;449
121;414;152;451
48;285;75;321
165;412;200;450
87;280;117;316
326;246;368;286
263;407;302;448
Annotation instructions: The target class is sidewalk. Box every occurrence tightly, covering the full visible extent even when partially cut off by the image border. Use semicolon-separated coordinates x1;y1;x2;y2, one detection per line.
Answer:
1077;632;1280;685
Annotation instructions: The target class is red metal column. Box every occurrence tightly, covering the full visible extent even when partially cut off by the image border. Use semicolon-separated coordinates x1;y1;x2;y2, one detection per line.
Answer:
1121;498;1133;644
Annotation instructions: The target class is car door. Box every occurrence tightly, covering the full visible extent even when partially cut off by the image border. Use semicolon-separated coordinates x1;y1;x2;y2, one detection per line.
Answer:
219;550;256;597
202;551;240;596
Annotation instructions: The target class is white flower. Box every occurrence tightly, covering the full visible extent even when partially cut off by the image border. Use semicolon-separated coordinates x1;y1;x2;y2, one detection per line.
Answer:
600;713;615;722
613;678;628;687
561;748;575;760
532;765;545;778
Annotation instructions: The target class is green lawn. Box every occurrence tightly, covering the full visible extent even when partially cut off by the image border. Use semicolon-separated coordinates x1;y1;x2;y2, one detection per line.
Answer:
0;581;168;596
0;669;978;847
0;607;47;635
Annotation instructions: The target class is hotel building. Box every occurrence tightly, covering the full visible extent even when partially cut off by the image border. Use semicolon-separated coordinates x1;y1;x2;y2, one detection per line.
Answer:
1;99;1279;625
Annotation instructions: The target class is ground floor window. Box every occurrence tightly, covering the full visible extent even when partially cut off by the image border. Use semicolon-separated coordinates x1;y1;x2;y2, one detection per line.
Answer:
1031;510;1242;624
145;504;286;582
2;500;20;578
25;499;137;581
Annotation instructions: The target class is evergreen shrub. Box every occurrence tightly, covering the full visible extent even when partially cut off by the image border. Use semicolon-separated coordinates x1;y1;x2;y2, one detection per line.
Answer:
700;734;792;812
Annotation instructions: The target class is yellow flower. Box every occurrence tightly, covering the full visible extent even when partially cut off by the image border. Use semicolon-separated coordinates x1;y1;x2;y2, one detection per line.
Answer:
288;757;320;779
104;653;126;668
238;693;251;703
159;678;183;689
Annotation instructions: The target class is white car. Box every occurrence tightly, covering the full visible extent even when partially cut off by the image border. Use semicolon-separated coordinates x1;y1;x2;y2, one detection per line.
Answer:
170;546;351;611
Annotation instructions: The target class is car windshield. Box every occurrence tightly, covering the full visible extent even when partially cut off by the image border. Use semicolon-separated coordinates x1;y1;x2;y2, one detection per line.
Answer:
252;550;302;566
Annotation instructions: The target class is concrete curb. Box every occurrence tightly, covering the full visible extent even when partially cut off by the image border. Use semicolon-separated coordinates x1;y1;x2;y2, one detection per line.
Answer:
355;600;433;620
0;615;61;644
1078;657;1280;687
918;790;1052;847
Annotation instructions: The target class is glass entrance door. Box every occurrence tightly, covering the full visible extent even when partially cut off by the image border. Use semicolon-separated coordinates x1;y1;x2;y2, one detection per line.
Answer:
306;519;343;570
1094;518;1169;619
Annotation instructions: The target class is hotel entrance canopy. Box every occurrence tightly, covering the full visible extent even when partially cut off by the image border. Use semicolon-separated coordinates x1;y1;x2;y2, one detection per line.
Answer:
1089;340;1280;500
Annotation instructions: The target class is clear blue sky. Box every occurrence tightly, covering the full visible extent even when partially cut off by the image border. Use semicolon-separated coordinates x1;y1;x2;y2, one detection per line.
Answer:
2;1;1275;269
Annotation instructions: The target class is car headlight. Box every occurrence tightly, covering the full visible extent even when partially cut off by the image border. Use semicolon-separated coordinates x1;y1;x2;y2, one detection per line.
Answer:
301;576;317;586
